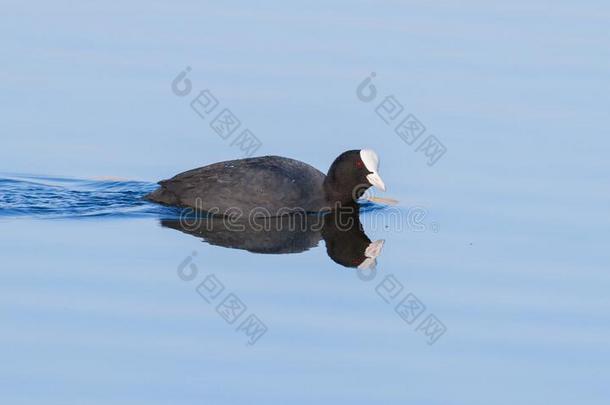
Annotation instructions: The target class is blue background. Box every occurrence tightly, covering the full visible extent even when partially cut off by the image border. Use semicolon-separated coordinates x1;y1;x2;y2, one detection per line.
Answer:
1;1;609;404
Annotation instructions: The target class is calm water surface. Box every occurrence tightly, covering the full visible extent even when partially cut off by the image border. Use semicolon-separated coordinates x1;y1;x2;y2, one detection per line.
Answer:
1;1;609;404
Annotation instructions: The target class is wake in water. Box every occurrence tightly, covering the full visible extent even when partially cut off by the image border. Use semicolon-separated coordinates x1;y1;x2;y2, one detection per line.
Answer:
0;174;389;219
0;174;180;219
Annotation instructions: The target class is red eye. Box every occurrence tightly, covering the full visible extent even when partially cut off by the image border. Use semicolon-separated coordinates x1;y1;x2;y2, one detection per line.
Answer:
356;160;364;169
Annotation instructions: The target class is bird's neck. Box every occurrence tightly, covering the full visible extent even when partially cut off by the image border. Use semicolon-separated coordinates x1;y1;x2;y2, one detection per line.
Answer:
323;175;361;209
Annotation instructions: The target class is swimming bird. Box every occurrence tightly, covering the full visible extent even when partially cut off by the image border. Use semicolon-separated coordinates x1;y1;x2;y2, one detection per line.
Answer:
145;149;386;217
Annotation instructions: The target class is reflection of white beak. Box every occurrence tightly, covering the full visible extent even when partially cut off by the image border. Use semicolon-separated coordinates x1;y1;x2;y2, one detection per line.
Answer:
366;172;386;192
358;239;385;269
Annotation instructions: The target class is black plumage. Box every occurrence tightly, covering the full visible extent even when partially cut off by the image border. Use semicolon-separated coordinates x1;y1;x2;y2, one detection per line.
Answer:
145;150;384;217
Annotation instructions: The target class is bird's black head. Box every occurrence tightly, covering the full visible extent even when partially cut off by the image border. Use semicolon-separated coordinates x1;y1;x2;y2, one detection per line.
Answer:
323;149;386;206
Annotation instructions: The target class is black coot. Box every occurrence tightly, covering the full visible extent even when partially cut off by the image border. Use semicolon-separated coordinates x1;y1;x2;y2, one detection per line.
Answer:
145;149;386;216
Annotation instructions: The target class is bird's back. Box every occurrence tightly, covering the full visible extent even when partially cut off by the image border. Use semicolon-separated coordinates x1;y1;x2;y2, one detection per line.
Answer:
145;156;327;216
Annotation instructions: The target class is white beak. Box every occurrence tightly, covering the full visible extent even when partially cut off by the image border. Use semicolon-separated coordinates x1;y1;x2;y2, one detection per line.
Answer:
366;172;386;192
360;149;387;192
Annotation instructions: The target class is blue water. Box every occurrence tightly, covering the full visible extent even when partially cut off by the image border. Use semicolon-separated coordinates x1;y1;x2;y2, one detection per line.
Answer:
0;174;162;218
2;1;610;404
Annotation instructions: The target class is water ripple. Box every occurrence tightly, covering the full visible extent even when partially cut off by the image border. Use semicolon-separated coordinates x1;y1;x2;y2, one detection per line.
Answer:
0;174;179;219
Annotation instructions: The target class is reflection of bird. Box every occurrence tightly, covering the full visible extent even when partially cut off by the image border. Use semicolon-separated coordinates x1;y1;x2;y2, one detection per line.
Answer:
160;209;384;269
161;215;322;255
146;149;386;216
320;212;385;269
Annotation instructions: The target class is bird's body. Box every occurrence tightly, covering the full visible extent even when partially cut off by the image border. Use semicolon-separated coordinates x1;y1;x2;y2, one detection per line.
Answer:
146;156;327;214
145;149;386;217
